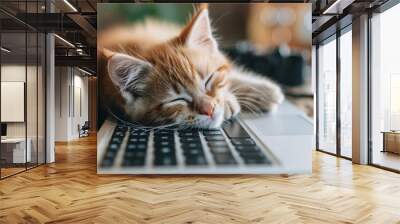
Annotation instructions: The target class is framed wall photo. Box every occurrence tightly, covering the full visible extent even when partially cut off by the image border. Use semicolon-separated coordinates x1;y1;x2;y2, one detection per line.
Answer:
97;3;313;175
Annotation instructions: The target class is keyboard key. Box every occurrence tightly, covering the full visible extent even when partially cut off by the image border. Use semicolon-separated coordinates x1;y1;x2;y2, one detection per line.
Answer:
155;129;174;135
223;120;250;138
231;138;255;146
129;143;147;150
114;131;125;137
243;157;269;165
203;130;222;136
208;141;228;148
238;151;265;158
128;138;138;143
154;135;174;141
185;156;207;165
138;132;149;136
180;137;201;143
101;158;114;167
178;132;199;137
154;131;172;136
181;142;202;149
126;144;146;152
154;144;174;153
110;137;123;144
124;150;146;159
122;158;145;166
242;154;270;165
104;150;117;160
235;145;260;153
205;135;226;141
115;126;127;132
129;137;148;144
213;153;237;165
154;156;177;166
154;141;175;149
108;143;119;151
116;126;127;131
183;147;203;156
154;138;174;143
209;146;231;154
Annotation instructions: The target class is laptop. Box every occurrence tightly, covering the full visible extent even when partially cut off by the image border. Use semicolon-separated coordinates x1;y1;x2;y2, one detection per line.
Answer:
97;101;313;174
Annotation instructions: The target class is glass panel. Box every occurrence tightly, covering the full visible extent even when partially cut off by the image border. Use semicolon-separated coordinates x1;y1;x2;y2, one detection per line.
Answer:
371;4;400;171
1;30;27;177
339;29;352;158
0;1;46;178
38;32;45;165
317;37;337;154
27;31;38;169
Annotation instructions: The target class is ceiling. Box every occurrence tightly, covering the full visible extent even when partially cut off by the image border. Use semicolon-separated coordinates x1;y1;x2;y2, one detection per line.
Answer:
311;0;390;41
0;0;97;73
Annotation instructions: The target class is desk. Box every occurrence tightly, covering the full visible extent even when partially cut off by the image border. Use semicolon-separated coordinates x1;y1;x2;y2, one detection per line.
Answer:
1;138;31;163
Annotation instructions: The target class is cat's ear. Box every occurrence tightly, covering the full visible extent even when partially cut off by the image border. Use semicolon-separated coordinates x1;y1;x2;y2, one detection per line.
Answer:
180;9;218;53
107;53;152;93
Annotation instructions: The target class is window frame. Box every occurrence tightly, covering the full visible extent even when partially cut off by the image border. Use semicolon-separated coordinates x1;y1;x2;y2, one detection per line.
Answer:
315;23;353;160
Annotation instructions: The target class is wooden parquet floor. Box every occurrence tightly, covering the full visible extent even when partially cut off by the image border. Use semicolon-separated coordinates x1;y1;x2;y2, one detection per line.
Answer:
1;135;400;224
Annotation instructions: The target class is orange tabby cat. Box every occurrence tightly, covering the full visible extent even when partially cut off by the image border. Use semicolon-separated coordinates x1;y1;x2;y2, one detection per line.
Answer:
98;6;284;129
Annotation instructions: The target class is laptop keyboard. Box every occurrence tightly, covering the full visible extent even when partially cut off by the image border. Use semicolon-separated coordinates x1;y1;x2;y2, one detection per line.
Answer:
101;119;271;168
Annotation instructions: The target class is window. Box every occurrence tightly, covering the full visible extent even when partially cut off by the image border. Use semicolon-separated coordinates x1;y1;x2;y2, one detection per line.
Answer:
317;36;337;154
370;3;400;171
316;26;353;159
339;28;352;158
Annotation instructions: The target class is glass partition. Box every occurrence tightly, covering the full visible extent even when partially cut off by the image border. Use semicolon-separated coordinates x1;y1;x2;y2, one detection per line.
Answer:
27;31;38;169
1;30;28;177
0;1;46;179
317;36;337;154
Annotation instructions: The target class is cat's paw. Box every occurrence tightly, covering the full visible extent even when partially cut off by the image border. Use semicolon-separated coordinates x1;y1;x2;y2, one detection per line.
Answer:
233;79;284;113
223;92;241;120
257;82;284;112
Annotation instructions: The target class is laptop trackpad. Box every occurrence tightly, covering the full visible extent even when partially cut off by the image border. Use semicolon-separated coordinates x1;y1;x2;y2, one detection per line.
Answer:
242;114;313;136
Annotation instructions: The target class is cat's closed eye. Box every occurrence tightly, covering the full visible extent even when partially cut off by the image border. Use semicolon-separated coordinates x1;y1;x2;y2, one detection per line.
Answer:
205;73;214;91
162;97;191;107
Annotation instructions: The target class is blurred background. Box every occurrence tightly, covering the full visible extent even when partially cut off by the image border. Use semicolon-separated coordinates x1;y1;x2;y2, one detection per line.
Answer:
98;3;313;116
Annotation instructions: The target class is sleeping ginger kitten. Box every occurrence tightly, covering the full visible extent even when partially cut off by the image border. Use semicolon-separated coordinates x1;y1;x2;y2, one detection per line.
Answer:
98;7;284;129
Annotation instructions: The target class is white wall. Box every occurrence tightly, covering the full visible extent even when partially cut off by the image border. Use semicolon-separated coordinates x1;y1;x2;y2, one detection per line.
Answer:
54;67;89;141
1;63;46;164
1;65;26;138
1;65;40;138
54;66;69;141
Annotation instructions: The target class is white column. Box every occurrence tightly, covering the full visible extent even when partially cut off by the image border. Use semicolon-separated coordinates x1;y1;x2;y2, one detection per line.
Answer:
352;14;369;164
45;1;55;163
46;33;55;163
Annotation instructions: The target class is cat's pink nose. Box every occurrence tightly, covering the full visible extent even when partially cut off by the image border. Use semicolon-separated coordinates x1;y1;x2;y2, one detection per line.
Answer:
199;101;214;117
